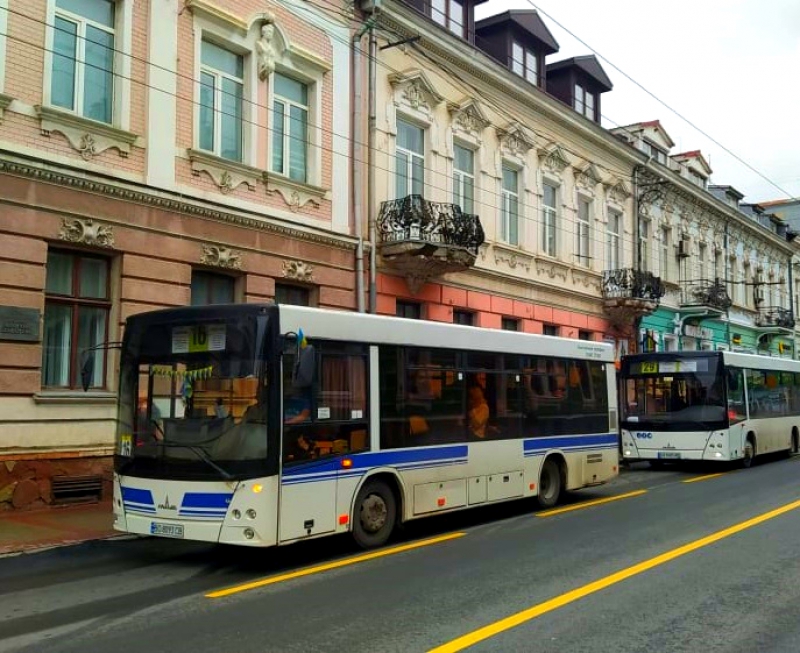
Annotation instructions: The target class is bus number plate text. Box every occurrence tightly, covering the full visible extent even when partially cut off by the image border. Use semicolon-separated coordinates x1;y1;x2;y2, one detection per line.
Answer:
657;452;681;460
150;522;184;538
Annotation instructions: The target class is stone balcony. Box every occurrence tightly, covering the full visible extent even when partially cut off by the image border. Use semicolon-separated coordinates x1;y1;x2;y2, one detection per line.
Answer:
679;279;732;313
377;194;484;292
601;268;665;327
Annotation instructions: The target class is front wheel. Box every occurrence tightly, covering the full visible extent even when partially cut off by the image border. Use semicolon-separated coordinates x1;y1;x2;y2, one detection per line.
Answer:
537;458;562;508
741;438;755;469
352;480;397;549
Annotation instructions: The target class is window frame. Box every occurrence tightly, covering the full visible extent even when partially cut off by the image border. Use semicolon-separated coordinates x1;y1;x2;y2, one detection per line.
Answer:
542;182;558;257
432;0;465;37
453;309;475;326
660;226;671;282
511;41;538;85
271;72;310;183
190;269;237;306
573;82;595;120
396;300;422;319
42;249;112;390
199;39;245;163
453;142;475;214
607;209;621;270
500;164;520;247
576;196;591;267
395;118;425;198
275;283;312;307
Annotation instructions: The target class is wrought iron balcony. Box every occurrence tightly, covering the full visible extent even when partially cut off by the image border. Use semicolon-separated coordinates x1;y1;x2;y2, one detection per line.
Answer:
601;268;665;327
679;279;732;312
756;306;795;330
377;195;485;292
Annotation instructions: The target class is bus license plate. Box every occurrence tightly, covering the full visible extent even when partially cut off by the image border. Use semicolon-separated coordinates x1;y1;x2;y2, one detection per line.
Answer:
150;522;184;538
657;452;681;460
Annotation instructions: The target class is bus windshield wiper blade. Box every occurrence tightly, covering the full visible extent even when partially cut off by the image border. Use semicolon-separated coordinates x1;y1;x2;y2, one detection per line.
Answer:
161;442;232;480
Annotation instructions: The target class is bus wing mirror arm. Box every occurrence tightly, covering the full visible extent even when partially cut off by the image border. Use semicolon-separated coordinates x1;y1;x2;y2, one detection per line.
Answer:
80;341;123;392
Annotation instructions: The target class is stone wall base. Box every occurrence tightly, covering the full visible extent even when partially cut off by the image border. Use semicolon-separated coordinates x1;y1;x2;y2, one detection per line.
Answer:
0;456;113;511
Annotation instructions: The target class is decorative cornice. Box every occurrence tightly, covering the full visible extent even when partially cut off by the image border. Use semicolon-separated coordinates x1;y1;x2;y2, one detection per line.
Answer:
0;93;12;124
571;268;602;292
0;158;357;251
201;244;243;270
282;259;315;282
59;217;115;248
607;180;632;203
498;123;535;159
574;163;603;191
535;256;570;281
492;243;532;272
263;172;328;212
35;105;138;159
187;149;260;194
183;0;248;33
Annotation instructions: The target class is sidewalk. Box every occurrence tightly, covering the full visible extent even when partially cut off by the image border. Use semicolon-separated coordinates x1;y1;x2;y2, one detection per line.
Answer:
0;501;118;556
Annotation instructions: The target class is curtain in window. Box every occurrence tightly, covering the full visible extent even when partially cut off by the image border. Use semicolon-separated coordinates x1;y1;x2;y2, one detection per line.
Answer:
320;356;366;420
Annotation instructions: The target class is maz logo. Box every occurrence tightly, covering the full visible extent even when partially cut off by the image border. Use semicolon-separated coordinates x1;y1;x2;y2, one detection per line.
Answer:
636;432;653;439
158;495;177;511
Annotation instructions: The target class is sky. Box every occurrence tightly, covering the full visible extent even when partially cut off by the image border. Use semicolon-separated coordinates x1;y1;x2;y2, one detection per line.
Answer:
476;0;800;204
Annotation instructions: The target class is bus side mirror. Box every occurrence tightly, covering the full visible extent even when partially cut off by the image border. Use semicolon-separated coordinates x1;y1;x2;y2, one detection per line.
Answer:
292;345;315;388
80;353;95;392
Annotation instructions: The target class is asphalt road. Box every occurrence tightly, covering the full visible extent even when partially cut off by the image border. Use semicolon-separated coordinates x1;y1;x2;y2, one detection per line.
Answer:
2;456;800;653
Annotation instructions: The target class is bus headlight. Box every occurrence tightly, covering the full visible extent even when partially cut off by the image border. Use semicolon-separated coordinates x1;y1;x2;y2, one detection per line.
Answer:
231;509;241;520
246;509;257;520
243;528;255;540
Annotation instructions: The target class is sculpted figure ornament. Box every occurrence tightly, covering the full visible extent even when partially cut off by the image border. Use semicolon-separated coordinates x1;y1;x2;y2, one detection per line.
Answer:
256;16;277;81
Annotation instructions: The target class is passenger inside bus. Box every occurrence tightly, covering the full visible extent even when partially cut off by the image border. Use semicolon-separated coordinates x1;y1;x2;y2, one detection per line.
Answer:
466;383;490;439
283;386;314;461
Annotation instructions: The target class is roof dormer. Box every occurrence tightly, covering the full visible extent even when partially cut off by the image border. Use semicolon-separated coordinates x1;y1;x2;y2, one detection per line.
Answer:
545;55;612;123
610;120;674;166
671;150;712;189
475;10;558;89
398;0;489;42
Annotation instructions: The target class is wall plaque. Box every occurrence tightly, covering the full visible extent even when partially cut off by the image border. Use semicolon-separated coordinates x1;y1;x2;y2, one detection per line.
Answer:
0;307;41;342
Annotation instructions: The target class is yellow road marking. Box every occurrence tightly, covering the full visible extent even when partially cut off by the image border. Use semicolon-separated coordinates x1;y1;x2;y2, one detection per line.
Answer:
429;498;800;652
206;532;466;599
683;472;727;484
535;490;647;517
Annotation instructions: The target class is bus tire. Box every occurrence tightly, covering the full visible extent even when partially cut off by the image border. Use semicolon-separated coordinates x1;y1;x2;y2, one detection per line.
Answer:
537;458;562;508
352;479;397;549
741;437;755;469
791;429;799;455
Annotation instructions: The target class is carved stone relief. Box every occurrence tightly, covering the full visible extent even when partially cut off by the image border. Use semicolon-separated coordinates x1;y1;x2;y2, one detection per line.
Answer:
388;70;444;119
535;259;569;281
538;144;570;175
282;259;314;282
59;217;115;248
448;99;491;140
494;248;532;272
498;123;534;159
574;164;602;192
201;244;242;270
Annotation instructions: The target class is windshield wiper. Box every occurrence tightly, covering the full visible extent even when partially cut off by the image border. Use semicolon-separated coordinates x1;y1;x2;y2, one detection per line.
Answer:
160;442;233;480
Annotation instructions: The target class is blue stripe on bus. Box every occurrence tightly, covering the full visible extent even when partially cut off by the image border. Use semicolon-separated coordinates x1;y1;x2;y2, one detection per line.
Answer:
181;493;233;509
179;510;225;518
523;433;617;453
281;458;469;486
123;502;156;512
124;507;157;516
121;487;154;506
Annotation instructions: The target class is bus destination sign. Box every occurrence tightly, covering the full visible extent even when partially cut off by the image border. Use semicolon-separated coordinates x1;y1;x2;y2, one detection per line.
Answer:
171;325;226;354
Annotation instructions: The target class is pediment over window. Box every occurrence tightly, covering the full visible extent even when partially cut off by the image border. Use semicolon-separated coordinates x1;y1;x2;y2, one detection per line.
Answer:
574;163;603;191
605;179;632;204
497;123;534;158
388;69;444;116
448;99;491;139
537;143;570;175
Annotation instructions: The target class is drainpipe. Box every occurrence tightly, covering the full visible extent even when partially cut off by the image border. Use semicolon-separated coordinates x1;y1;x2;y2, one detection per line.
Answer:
789;257;796;359
367;24;378;313
724;220;731;349
633;165;643;352
351;28;365;312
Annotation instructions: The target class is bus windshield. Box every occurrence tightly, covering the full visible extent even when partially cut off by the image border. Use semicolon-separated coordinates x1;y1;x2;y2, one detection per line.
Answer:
115;311;272;480
621;355;727;429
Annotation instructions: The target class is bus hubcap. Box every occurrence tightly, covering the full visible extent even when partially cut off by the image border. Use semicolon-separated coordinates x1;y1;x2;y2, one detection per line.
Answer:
361;494;387;533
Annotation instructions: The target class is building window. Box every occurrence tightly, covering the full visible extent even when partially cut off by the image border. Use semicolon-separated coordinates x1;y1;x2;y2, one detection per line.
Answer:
51;0;116;124
639;219;650;271
543;324;558;337
511;42;537;85
501;166;519;246
502;317;519;331
43;250;110;389
453;310;474;326
396;301;421;319
453;144;475;214
576;197;591;267
689;169;706;189
191;270;235;305
698;243;707;281
607;209;621;269
199;40;244;162
272;73;309;183
642;141;667;165
714;248;722;281
660;227;671;282
573;83;595;120
578;330;591;341
432;0;464;37
396;119;424;197
542;183;558;257
275;283;310;306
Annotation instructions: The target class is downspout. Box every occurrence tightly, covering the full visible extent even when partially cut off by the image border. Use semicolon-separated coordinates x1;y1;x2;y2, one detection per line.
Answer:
724;220;731;349
789;256;796;359
633;165;643;352
368;24;378;313
351;28;365;312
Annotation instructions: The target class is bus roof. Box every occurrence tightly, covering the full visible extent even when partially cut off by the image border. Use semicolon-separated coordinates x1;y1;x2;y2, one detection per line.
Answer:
621;350;800;374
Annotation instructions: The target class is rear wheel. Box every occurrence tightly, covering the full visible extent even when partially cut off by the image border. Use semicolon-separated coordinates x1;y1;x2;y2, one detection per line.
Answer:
792;430;799;455
352;480;397;549
537;458;562;508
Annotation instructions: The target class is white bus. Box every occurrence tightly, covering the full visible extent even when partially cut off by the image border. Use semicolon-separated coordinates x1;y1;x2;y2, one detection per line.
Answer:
110;304;619;549
619;351;800;468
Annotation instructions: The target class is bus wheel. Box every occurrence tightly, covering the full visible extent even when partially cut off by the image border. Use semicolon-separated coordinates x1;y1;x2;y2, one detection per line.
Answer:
792;430;799;455
352;480;397;549
742;438;755;469
537;458;562;508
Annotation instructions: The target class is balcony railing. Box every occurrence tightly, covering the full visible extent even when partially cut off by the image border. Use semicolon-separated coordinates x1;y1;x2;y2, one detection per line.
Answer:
601;268;665;301
377;195;484;256
756;306;795;329
679;279;732;311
